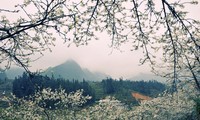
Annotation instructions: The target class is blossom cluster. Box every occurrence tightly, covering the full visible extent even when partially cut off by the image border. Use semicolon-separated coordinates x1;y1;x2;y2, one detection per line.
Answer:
0;88;91;120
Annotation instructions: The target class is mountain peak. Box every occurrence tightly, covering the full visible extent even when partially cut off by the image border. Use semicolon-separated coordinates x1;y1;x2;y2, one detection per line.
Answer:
60;59;81;69
64;59;78;64
44;59;108;81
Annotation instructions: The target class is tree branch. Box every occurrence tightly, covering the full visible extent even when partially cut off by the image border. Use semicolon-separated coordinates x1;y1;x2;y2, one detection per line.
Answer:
162;0;177;92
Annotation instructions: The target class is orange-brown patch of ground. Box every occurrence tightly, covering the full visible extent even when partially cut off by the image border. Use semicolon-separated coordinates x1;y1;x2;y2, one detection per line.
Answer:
132;92;152;102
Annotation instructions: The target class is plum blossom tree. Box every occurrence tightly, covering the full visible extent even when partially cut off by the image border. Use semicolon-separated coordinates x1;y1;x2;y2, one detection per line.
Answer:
0;88;91;120
0;0;72;73
0;0;199;89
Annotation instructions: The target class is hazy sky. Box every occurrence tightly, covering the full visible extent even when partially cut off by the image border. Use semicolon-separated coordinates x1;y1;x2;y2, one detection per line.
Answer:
32;33;150;78
1;1;200;79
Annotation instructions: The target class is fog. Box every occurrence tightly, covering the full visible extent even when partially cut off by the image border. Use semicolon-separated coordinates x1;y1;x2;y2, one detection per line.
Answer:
30;32;152;79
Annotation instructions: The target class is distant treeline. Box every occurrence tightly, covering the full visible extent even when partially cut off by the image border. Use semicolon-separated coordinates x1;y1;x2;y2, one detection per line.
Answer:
101;78;166;96
92;78;166;106
13;73;95;105
12;72;166;106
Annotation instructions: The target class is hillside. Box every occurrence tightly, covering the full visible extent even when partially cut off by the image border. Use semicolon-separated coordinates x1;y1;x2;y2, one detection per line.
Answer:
129;73;166;82
0;72;6;80
5;68;24;79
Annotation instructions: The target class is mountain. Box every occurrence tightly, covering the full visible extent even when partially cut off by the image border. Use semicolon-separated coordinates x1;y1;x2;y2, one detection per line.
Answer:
44;60;109;81
5;67;24;79
129;73;166;82
0;71;7;80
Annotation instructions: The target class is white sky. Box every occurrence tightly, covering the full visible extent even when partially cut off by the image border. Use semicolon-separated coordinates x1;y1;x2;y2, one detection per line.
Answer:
1;0;200;79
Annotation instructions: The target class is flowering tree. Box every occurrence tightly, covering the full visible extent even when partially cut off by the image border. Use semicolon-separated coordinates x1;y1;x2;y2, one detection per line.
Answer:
0;88;91;120
0;0;199;88
0;0;70;73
